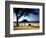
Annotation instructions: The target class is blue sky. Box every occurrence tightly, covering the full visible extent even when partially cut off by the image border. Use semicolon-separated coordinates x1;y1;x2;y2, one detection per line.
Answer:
13;8;39;22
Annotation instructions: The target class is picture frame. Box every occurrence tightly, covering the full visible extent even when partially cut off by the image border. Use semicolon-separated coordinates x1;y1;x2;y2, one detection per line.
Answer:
5;1;45;37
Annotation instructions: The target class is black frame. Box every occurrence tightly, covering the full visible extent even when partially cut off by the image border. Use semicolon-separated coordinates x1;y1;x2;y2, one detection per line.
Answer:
5;1;45;37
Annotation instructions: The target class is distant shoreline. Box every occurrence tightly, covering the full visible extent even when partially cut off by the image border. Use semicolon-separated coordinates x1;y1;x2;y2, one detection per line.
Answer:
13;21;39;23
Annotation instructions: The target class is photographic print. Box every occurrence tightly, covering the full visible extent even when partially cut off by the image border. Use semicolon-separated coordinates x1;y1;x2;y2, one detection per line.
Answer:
5;1;45;37
13;8;39;30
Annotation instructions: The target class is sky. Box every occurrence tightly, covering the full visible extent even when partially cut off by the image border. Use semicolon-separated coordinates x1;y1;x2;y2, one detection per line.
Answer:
13;8;39;22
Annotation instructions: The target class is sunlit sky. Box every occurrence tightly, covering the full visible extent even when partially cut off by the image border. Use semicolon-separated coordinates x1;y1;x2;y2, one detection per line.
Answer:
13;13;39;22
13;8;39;22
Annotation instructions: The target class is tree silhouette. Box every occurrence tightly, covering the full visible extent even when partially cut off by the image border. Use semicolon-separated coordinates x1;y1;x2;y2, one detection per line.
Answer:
13;8;25;26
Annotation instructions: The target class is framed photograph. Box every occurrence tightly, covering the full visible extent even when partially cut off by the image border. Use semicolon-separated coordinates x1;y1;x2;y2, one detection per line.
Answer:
5;1;45;37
